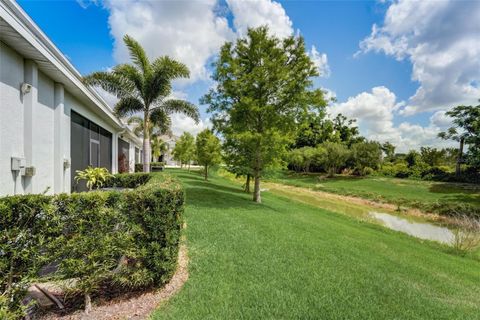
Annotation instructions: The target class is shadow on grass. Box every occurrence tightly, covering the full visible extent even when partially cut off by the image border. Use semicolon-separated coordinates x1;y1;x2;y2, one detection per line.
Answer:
171;173;280;211
428;183;480;205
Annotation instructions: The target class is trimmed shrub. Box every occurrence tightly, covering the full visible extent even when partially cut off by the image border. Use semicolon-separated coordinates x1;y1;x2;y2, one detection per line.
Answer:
0;173;183;318
135;162;165;173
104;172;151;188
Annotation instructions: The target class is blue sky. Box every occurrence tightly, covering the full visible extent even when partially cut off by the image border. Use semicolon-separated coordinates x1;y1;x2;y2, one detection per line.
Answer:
17;0;480;151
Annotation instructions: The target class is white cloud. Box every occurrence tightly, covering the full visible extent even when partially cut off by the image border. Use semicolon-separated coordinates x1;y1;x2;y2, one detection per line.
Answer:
226;0;293;38
358;0;480;115
309;46;330;78
104;0;234;82
329;87;455;152
170;114;211;137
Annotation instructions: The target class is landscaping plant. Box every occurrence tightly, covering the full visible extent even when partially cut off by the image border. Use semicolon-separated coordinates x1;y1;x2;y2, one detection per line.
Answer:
0;173;183;318
83;35;199;172
195;129;222;180
75;166;113;190
203;26;327;202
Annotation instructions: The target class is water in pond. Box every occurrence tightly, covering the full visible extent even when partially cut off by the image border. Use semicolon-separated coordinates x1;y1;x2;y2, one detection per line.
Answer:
369;212;455;245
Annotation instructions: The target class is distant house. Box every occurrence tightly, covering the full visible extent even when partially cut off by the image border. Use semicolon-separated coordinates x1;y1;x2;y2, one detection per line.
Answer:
0;0;142;195
159;134;179;166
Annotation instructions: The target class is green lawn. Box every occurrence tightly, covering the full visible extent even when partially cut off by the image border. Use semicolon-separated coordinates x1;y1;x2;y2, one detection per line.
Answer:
152;169;480;320
265;171;480;208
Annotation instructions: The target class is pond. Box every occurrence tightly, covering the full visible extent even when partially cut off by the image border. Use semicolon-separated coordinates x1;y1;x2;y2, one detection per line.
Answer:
370;211;455;245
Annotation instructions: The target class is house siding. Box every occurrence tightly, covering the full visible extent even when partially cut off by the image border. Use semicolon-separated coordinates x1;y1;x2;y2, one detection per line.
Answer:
0;42;25;195
0;40;139;196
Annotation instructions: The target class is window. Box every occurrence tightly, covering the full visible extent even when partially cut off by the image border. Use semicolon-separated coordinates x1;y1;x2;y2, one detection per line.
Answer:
71;111;112;191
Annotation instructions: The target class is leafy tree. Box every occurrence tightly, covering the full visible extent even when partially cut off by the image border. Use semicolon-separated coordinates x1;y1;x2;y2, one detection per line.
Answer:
351;141;382;175
203;26;326;203
381;142;396;162
332;114;364;146
83;35;199;172
420;147;446;167
173;132;195;168
195;129;222;180
439;103;480;175
286;146;323;173
318;142;349;177
405;150;421;168
222;136;255;193
294;113;364;148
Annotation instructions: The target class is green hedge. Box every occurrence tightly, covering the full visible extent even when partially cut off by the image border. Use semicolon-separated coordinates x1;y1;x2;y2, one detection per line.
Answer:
0;173;183;318
104;172;151;188
135;162;166;173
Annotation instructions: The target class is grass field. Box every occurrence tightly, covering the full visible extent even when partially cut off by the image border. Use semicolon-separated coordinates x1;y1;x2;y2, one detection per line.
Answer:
264;171;480;209
152;169;480;320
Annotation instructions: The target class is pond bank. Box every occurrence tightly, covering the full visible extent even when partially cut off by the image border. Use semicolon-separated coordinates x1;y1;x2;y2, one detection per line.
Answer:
264;182;462;245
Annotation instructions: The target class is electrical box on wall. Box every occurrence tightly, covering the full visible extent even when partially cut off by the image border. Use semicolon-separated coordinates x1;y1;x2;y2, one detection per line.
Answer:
11;157;26;171
24;166;36;177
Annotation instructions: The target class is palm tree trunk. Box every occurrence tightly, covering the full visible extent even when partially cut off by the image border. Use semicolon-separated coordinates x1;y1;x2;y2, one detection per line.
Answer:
456;137;464;177
143;110;151;173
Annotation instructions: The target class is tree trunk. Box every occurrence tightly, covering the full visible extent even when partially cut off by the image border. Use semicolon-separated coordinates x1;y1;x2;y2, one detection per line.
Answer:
204;165;208;180
244;174;251;193
143;110;151;173
253;174;261;203
456;137;464;177
84;293;92;314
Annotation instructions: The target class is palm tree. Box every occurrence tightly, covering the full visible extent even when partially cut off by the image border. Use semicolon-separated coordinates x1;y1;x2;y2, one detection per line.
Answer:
127;115;170;137
127;115;169;162
83;35;199;172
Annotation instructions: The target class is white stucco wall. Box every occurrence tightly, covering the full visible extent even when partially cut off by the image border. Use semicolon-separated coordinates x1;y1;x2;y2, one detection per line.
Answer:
0;40;142;196
0;42;24;195
33;71;55;193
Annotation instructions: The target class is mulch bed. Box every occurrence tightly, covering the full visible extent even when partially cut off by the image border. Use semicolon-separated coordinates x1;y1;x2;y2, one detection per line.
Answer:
34;244;189;320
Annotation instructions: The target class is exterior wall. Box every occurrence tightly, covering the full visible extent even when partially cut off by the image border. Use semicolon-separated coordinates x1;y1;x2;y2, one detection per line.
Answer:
0;41;141;196
33;71;55;193
0;42;24;195
65;92;119;175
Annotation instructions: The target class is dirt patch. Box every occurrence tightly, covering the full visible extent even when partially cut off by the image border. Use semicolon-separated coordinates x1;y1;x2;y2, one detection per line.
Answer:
37;243;189;320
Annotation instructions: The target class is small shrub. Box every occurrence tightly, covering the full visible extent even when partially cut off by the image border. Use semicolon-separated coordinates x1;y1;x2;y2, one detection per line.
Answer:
75;166;113;190
135;162;165;173
362;167;375;176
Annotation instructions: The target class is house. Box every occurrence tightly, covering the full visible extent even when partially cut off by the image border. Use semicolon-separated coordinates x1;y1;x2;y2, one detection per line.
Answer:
0;0;142;195
158;134;179;166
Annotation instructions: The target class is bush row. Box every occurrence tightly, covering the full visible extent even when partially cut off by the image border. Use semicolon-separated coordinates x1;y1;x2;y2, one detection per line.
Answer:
134;162;166;173
104;172;151;188
0;173;184;318
378;163;480;184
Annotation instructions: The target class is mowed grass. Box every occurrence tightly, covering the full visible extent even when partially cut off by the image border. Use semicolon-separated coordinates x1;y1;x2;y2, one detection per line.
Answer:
152;169;480;320
265;171;480;208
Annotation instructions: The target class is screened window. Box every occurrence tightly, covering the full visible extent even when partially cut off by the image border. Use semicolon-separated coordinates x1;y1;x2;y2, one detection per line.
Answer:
71;111;112;191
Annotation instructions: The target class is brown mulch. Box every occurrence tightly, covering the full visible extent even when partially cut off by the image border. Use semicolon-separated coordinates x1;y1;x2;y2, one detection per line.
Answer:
36;243;189;320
